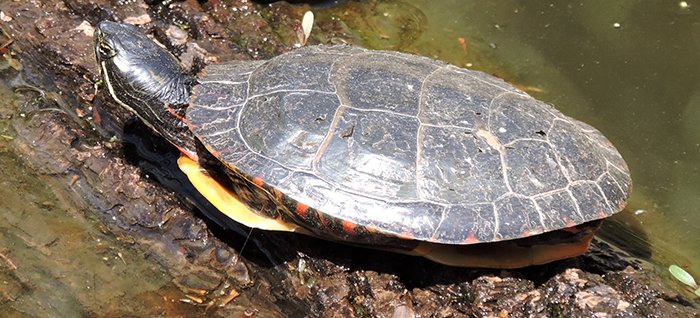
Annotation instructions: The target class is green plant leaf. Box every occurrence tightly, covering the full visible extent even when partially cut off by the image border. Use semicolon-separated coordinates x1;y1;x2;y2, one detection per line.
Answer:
669;265;698;288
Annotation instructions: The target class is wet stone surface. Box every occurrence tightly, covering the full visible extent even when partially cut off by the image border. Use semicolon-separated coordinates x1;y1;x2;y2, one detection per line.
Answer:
0;0;697;317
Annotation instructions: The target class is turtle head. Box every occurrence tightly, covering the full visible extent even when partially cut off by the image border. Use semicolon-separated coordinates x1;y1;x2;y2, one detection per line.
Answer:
94;21;198;160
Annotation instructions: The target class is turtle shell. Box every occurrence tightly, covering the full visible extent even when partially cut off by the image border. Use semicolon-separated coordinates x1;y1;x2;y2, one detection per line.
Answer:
187;45;631;246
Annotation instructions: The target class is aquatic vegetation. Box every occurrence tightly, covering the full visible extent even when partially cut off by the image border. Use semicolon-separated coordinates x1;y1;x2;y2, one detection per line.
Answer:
669;265;700;296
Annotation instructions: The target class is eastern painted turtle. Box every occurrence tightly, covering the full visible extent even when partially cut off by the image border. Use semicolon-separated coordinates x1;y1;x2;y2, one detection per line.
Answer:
94;21;632;268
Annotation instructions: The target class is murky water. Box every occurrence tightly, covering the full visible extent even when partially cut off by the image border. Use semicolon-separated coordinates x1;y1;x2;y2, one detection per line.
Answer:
319;0;700;290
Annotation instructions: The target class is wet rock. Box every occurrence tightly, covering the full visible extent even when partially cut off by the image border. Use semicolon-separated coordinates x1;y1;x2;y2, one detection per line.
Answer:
605;266;700;317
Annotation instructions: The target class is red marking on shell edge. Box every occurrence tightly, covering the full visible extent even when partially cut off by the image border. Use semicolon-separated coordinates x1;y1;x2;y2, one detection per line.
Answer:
560;226;581;234
295;203;309;219
618;200;627;210
342;220;357;236
176;146;199;161
209;148;232;158
397;232;414;240
521;230;541;237
463;232;479;244
252;175;264;187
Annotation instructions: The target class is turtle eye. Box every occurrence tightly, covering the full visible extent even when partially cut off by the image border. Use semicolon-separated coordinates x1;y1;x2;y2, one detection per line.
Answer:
98;41;116;59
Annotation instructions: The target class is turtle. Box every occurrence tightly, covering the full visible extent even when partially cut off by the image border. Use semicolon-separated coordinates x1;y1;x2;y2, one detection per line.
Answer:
94;21;632;268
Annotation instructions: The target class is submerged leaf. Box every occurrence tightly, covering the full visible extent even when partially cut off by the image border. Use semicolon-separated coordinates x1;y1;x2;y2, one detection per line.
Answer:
669;265;698;288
